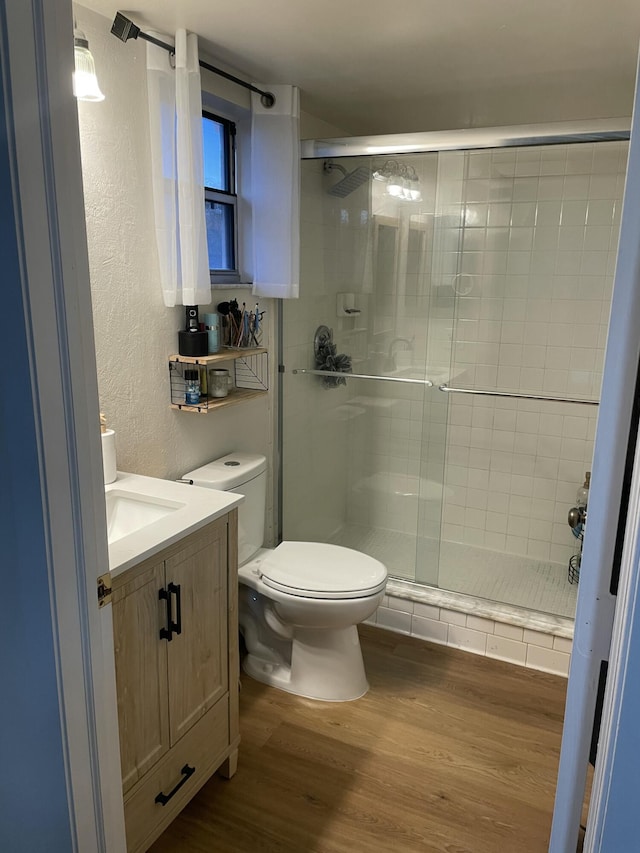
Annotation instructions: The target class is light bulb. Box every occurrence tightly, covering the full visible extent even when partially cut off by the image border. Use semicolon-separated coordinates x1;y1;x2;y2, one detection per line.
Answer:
74;30;104;102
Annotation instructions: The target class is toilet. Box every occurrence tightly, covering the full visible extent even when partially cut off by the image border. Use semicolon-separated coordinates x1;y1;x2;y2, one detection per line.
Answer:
183;452;387;701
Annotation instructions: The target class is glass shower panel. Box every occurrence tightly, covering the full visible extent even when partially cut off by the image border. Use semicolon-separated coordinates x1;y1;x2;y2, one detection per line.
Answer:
283;154;448;584
414;150;464;586
348;152;446;581
283;157;381;547
282;157;358;545
430;142;626;617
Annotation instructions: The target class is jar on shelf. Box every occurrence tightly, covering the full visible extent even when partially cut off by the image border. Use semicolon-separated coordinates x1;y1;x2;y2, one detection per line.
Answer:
208;368;231;398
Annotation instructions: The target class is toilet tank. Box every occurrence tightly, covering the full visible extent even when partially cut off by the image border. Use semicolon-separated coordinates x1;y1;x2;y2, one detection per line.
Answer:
183;453;267;566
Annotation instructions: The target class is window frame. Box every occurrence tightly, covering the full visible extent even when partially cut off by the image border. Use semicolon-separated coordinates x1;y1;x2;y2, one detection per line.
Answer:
203;110;240;285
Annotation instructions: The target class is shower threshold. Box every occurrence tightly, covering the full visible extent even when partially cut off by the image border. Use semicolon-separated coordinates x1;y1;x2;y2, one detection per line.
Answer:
329;523;577;636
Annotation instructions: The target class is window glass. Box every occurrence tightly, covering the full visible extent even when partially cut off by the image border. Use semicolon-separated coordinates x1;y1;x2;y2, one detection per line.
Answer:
202;116;227;192
205;199;235;270
202;110;238;280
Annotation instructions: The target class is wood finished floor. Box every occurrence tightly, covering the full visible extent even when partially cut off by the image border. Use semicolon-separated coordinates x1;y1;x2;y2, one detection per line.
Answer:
150;625;571;853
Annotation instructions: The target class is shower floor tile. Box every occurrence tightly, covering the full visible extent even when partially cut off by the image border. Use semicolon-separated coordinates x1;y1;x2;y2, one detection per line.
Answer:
329;523;578;619
330;524;419;580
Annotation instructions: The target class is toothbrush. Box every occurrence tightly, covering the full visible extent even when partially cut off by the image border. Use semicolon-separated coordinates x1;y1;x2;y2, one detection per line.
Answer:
242;303;248;346
253;303;260;346
250;304;259;346
235;306;244;347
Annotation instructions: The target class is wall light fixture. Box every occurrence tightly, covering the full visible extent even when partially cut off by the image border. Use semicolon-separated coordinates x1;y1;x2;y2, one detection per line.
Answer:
74;25;104;102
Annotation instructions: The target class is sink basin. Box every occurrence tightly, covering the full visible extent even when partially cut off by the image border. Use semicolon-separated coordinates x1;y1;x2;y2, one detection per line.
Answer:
106;490;185;544
104;472;244;577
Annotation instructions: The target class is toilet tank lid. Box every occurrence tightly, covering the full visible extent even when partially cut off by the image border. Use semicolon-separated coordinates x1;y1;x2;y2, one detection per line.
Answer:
183;452;266;490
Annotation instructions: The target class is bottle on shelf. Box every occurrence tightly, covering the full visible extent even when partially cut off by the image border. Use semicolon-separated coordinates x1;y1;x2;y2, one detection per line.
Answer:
576;471;591;508
184;369;201;405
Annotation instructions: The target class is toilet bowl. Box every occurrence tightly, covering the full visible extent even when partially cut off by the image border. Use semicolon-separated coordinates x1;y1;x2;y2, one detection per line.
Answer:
183;453;387;701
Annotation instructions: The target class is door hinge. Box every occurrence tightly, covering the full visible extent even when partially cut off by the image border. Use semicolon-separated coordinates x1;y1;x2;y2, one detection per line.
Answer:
97;574;112;608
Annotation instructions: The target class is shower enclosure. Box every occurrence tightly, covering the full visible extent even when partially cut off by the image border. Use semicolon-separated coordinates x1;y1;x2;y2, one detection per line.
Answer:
281;122;629;622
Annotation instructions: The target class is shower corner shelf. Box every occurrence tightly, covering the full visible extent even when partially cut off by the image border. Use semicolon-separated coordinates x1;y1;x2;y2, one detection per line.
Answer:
168;347;269;413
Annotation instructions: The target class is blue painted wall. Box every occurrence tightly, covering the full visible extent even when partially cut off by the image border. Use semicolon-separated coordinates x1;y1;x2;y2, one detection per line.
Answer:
592;593;640;848
0;35;74;853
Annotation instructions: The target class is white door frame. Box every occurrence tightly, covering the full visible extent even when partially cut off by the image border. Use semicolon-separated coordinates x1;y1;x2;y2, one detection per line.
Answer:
585;407;640;848
6;2;640;851
550;55;640;851
1;0;124;849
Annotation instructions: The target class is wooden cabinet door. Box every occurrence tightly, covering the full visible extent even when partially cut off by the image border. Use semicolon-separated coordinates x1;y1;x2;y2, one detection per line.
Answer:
112;561;170;794
165;520;228;745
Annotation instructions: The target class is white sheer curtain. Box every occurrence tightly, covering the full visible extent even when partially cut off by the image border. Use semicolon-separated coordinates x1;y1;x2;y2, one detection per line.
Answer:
146;30;210;307
251;85;300;299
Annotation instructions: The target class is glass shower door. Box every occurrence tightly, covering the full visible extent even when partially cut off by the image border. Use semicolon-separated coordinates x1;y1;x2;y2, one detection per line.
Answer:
412;151;462;586
424;142;623;617
283;154;448;585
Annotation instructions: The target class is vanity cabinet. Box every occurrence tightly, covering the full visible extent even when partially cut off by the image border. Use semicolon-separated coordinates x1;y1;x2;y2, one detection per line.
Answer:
111;511;239;853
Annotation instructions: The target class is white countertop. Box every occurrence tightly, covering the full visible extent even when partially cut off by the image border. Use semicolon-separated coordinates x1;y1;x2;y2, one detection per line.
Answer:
106;472;244;578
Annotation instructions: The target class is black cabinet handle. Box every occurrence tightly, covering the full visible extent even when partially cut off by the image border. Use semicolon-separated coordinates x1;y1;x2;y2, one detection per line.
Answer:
169;582;182;635
154;764;195;806
159;587;173;642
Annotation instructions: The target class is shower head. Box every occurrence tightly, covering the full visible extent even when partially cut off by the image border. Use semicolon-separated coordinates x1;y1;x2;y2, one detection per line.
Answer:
324;161;370;197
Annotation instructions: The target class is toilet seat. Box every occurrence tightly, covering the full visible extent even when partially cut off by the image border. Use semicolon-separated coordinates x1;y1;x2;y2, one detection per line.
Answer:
258;541;387;600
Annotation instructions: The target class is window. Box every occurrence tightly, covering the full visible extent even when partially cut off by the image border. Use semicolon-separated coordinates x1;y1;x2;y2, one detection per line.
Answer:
203;111;239;284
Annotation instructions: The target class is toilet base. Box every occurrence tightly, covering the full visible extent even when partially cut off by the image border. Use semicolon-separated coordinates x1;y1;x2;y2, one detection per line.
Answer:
242;624;369;702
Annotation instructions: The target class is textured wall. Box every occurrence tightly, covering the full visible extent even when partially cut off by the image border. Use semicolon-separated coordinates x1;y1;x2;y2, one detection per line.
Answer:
76;5;275;537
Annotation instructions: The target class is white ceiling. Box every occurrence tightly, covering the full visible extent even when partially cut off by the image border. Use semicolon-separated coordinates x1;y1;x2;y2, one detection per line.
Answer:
82;0;640;135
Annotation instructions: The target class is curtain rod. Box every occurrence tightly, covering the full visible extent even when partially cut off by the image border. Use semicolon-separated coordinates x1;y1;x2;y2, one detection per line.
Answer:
110;12;275;108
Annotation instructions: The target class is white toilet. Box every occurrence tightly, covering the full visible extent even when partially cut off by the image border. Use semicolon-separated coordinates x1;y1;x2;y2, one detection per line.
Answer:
183;452;387;701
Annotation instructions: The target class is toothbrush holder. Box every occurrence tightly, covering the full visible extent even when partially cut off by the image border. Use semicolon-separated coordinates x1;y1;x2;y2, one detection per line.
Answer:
208;368;232;398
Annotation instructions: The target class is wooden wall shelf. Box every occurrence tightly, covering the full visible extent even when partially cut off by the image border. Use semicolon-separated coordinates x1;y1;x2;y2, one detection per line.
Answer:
169;349;269;413
169;347;267;366
170;388;267;413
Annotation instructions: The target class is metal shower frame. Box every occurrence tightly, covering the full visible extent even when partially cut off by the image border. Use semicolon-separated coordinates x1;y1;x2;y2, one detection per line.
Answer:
301;118;630;159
